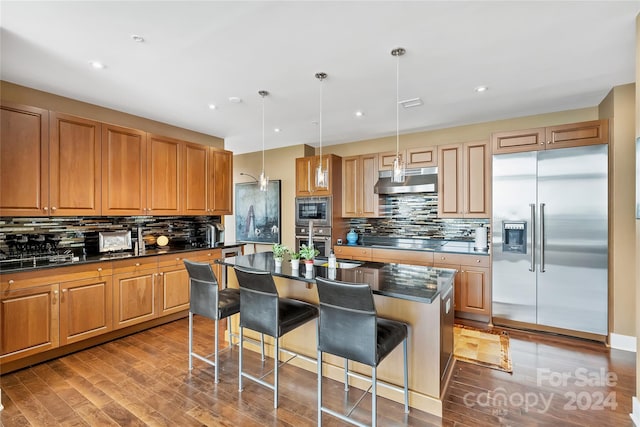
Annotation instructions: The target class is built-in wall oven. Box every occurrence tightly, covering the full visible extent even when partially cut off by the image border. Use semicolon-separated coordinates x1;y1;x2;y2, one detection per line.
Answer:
295;197;332;227
295;226;332;257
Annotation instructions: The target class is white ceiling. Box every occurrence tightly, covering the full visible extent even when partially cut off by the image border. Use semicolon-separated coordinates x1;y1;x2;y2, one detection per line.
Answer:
1;1;638;155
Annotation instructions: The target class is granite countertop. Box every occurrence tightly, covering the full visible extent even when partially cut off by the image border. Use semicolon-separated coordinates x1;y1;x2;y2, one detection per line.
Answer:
337;237;490;256
216;251;456;304
0;242;246;274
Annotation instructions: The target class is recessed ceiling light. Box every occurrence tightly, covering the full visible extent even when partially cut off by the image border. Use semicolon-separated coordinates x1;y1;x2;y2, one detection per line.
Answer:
131;34;145;43
355;111;364;117
208;104;217;110
274;128;281;133
475;86;488;93
228;96;242;103
89;61;105;69
399;98;423;108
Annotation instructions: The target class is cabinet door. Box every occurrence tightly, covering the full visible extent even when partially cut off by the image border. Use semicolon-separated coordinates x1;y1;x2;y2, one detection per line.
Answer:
437;144;464;218
342;156;359;217
0;103;49;216
102;124;147;215
296;156;314;196
433;263;461;310
59;276;112;345
0;284;59;363
463;141;491;218
210;148;233;215
546;120;608;149
113;270;156;329
157;267;190;316
378;151;403;171
49;112;102;216
183;142;209;215
459;267;491;316
360;154;379;217
407;146;437;167
492;128;545;154
296;155;334;196
147;134;182;215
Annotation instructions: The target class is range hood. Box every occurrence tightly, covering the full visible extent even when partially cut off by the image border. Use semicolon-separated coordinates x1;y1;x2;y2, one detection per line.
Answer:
374;167;438;194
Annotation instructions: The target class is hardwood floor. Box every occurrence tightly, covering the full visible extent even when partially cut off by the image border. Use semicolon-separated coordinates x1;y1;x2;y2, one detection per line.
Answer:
1;316;635;426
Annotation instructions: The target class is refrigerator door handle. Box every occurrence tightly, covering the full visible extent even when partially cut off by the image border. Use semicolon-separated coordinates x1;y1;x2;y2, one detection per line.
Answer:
540;203;546;272
529;203;536;272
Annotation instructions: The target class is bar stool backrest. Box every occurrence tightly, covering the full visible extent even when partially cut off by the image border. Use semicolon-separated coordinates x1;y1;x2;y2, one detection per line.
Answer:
315;277;377;366
234;266;280;337
184;259;220;319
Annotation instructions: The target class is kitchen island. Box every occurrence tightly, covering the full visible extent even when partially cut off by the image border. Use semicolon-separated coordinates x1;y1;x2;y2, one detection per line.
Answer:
217;251;456;417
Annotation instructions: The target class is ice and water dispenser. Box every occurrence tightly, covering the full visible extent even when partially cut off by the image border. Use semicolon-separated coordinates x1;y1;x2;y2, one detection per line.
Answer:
502;221;527;253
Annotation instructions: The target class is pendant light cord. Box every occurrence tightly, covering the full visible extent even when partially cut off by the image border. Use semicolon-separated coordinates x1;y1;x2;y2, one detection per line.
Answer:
319;76;323;163
262;93;265;172
396;51;400;158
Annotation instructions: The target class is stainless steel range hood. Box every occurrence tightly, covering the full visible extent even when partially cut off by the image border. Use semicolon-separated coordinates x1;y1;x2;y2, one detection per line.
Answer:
374;167;438;194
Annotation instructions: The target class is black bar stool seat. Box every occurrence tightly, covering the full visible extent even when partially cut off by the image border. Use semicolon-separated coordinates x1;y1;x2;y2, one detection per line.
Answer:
234;265;319;409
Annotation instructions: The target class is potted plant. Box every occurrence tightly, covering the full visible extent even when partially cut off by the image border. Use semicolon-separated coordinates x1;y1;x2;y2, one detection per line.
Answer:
272;243;288;267
298;244;319;265
288;248;301;270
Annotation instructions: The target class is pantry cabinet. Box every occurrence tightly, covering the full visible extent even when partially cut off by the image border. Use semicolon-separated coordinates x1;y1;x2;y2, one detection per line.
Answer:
342;153;380;217
437;140;490;218
295;154;341;197
491;119;609;154
0;102;49;216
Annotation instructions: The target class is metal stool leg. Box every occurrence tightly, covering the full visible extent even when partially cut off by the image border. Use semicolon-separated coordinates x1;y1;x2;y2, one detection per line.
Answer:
274;337;279;408
344;358;349;391
188;312;193;371
261;333;265;361
238;326;244;392
317;349;323;426
403;337;409;413
214;318;219;383
372;366;377;427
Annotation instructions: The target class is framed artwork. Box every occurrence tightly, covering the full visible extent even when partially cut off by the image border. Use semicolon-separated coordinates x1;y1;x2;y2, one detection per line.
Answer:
235;180;281;244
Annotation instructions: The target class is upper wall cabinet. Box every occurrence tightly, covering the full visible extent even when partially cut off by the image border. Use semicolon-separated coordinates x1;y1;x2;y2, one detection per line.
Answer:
295;154;341;197
491;119;609;154
1;102;50;216
438;141;491;219
209;148;233;215
379;146;437;171
342;153;380;218
183;144;233;216
147;134;182;216
101;124;148;215
0;104;102;216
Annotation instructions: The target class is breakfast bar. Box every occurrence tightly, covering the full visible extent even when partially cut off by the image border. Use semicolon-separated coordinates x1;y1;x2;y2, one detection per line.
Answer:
216;252;456;417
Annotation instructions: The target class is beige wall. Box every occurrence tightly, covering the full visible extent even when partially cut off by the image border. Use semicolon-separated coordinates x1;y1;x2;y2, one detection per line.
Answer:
635;12;640;401
0;81;224;148
600;84;636;338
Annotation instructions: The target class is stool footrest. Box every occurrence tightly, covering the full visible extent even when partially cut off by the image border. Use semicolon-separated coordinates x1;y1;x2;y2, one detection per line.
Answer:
320;406;369;427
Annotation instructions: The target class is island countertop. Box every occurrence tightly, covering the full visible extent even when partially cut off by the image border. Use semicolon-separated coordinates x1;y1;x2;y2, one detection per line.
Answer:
216;251;456;304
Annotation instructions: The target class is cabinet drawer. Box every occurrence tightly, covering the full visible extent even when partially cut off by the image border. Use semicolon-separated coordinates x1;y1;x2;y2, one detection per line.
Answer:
334;246;372;261
434;252;490;268
370;248;433;266
1;262;111;291
111;256;157;273
157;253;192;268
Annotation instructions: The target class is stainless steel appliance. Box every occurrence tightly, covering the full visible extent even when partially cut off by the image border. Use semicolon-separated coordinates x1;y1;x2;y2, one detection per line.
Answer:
492;145;608;336
98;230;132;253
295;196;332;227
205;223;225;247
295;225;332;257
374;167;438;194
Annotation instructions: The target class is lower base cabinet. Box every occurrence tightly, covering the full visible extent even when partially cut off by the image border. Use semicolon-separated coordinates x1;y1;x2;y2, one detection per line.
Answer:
60;276;113;345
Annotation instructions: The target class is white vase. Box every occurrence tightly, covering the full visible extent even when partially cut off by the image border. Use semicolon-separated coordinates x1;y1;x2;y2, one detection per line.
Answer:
274;258;283;268
291;259;300;270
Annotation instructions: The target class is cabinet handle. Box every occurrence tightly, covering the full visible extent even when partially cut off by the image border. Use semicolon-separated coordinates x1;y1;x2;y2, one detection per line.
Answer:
62;289;67;293
476;259;481;263
54;290;58;295
175;257;181;261
159;272;164;276
135;262;141;267
440;256;446;260
43;207;48;211
51;206;57;211
8;279;14;285
97;267;102;272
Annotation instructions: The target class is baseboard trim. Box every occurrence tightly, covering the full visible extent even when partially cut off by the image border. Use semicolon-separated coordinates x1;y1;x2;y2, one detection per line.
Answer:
630;396;640;426
610;333;637;353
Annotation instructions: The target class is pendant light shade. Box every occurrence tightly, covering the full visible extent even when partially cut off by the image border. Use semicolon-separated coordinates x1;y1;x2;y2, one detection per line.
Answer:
391;47;406;183
258;90;269;192
315;72;329;190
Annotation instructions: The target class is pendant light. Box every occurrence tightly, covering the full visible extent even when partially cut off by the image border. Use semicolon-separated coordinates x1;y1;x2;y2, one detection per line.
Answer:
315;72;329;190
391;47;406;183
258;90;269;192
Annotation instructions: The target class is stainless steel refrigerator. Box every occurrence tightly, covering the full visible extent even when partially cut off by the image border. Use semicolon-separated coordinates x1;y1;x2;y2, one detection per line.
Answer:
492;144;608;336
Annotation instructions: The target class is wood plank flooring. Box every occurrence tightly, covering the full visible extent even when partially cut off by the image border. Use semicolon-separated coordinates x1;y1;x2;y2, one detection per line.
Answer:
0;316;635;426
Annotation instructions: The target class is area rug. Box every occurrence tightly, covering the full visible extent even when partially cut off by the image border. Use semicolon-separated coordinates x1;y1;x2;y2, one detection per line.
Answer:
453;324;513;373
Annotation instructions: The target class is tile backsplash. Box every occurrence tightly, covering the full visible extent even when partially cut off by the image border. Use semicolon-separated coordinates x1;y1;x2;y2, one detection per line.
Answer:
346;194;489;241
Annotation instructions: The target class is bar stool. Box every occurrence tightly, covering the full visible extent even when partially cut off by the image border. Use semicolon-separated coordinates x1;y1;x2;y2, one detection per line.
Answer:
184;259;241;383
315;276;409;427
234;266;319;408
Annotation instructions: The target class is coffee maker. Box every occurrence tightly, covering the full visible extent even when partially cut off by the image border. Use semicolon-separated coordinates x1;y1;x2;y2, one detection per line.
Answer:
205;223;225;247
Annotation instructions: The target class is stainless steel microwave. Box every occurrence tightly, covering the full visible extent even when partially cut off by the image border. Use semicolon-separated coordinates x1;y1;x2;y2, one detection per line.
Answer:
295;196;332;227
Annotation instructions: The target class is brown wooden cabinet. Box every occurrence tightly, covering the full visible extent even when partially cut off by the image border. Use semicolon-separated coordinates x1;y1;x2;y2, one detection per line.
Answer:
183;142;209;215
370;247;434;266
295;154;341;197
342;154;380;217
333;245;372;261
433;253;491;319
112;258;158;329
437;140;490;218
0;283;60;363
209;148;233;215
59;275;112;345
0;102;49;216
147;134;182;215
379;147;437;171
491;119;609;154
157;254;191;317
101;124;148;215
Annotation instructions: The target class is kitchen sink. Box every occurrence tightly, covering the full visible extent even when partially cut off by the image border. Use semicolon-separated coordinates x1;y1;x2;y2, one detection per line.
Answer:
313;259;362;269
